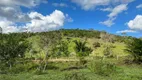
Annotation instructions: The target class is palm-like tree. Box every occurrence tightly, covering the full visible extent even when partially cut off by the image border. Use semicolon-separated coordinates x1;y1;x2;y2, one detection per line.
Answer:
74;40;92;57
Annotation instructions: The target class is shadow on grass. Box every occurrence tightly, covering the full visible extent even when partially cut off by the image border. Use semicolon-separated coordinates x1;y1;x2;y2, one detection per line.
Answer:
61;66;85;71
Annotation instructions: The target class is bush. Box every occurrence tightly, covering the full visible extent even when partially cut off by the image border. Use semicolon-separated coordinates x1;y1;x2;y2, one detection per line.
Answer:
8;61;38;74
103;44;114;58
88;60;118;76
93;42;101;48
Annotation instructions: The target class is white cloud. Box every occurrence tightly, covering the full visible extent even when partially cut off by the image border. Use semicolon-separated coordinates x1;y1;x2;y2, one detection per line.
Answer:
26;10;66;32
100;18;115;27
127;15;142;31
0;0;46;33
72;0;133;27
65;14;74;22
0;0;72;33
0;20;20;33
52;3;68;7
72;0;110;10
117;15;142;34
100;4;128;27
108;4;127;18
116;30;136;33
0;0;47;22
0;0;47;8
100;7;112;12
136;4;142;9
72;0;133;10
0;6;31;22
0;10;70;33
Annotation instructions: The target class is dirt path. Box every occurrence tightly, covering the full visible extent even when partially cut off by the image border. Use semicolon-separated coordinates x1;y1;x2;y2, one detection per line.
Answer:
48;58;79;62
32;58;79;63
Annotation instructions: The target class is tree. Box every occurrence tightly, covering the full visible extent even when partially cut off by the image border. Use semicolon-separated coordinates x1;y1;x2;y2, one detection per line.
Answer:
0;34;29;69
58;40;70;57
39;31;63;72
74;40;93;65
74;40;92;57
125;38;142;62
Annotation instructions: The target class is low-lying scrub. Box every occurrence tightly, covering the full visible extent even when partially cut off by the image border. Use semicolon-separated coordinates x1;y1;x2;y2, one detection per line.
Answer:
88;60;120;76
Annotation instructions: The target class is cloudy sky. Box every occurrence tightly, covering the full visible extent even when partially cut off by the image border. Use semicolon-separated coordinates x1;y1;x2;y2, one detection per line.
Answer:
0;0;142;37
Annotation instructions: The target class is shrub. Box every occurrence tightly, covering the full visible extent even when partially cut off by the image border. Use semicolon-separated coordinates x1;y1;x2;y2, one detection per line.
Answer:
8;61;38;74
103;44;114;58
93;42;101;48
88;60;118;76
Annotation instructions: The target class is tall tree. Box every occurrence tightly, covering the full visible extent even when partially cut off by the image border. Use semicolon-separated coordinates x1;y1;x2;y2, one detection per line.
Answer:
0;34;29;69
125;38;142;62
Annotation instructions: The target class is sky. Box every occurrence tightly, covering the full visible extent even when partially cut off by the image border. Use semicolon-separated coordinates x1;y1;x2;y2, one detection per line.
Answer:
0;0;142;37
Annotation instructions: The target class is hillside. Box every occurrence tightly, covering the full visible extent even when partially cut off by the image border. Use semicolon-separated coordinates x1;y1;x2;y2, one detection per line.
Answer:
15;29;128;59
1;29;142;80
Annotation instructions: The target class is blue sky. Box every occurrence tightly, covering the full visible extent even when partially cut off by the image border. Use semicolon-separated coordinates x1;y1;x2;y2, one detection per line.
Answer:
0;0;142;37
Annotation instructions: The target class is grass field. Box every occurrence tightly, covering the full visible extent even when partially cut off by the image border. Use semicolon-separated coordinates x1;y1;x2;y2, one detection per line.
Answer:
0;60;142;80
25;36;128;59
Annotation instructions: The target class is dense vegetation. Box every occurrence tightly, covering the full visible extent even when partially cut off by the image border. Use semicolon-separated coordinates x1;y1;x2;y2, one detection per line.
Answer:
0;29;142;80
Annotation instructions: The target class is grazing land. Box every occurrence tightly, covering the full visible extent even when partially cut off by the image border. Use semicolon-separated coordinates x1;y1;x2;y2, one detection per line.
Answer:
0;29;142;80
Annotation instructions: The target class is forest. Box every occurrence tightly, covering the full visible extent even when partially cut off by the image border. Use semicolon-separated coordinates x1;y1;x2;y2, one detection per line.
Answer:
0;29;142;80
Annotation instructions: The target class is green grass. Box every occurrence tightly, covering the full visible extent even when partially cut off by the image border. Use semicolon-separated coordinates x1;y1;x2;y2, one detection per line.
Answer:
24;36;128;59
1;61;142;80
0;66;142;80
5;36;140;80
87;38;127;57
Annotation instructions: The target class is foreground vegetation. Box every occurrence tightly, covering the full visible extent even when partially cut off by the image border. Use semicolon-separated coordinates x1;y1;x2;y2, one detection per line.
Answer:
0;60;142;80
0;29;142;80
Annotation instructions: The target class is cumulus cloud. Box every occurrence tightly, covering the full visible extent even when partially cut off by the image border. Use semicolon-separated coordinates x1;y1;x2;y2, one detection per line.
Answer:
0;0;47;8
136;4;142;9
0;6;31;22
0;10;68;33
100;4;128;27
0;20;20;33
0;0;47;22
0;0;73;33
72;0;133;10
26;10;66;32
117;15;142;34
127;15;142;31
